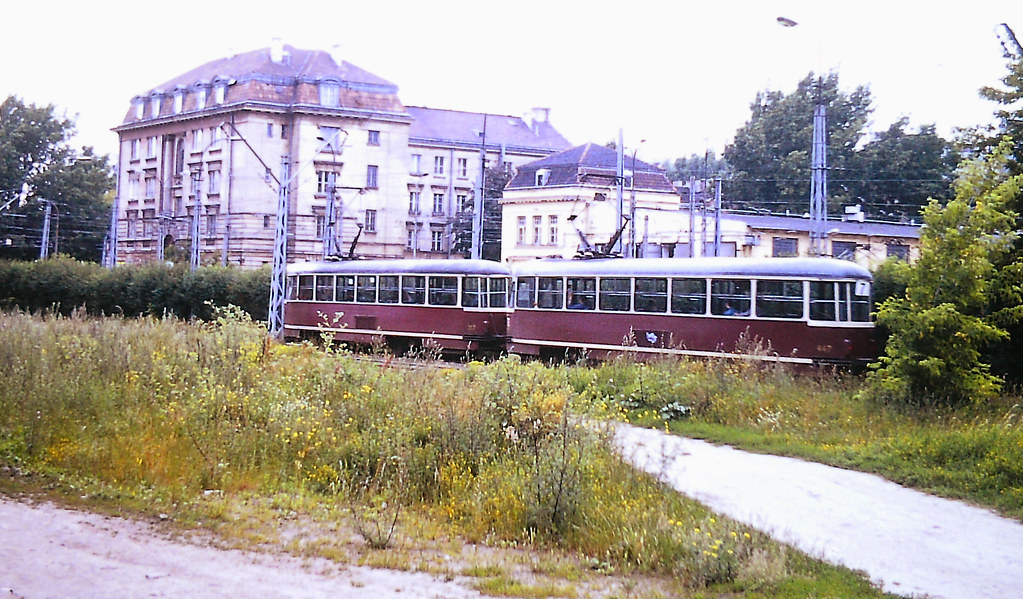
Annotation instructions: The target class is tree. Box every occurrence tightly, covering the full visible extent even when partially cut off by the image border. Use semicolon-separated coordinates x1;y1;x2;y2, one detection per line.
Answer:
865;143;1022;407
724;73;872;213
978;52;1023;176
846;118;957;219
0;96;114;262
663;151;729;183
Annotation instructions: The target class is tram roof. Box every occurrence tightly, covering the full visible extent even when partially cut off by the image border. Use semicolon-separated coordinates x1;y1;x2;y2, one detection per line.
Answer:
510;257;872;280
288;259;511;276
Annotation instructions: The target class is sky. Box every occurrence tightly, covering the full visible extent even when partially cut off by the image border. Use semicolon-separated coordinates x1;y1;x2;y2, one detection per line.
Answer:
3;0;1022;167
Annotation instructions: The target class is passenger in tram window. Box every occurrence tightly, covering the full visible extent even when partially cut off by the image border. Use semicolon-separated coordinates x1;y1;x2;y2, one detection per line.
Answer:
723;301;737;316
567;291;591;310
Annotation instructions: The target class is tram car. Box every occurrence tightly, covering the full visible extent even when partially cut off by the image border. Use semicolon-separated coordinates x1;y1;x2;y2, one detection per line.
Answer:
284;259;512;354
507;257;875;367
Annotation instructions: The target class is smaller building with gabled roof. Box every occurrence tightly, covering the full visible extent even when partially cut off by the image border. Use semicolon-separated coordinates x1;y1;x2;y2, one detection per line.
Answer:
501;143;679;262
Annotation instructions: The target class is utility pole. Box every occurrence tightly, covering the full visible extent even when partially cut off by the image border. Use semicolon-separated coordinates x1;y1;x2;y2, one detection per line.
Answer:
190;170;202;272
713;178;722;256
268;155;290;339
615;129;624;254
471;114;487;260
810;93;828;256
39;200;51;259
322;172;338;259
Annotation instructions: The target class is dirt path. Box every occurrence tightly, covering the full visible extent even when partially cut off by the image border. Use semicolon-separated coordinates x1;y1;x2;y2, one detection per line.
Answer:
0;499;480;599
615;424;1023;599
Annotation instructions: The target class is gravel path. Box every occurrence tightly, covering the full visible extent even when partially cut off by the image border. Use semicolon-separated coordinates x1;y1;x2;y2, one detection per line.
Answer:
0;499;480;599
615;424;1023;599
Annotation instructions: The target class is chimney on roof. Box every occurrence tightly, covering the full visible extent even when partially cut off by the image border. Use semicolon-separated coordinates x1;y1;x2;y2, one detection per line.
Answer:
330;44;344;67
528;107;550;135
271;37;285;64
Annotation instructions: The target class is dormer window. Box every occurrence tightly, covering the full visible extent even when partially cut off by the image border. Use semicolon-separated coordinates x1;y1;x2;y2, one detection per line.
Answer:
196;86;208;109
535;168;551;186
173;91;184;114
319;82;340;107
149;95;161;119
214;82;227;104
133;98;145;120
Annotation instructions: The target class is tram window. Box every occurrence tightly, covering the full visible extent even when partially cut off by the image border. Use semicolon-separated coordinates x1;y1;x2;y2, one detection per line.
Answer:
711;279;751;316
670;278;706;315
429;276;458;306
537;277;564;309
489;278;508;308
567;277;596;310
635;277;668;313
356;276;377;303
809;281;836;321
297;275;314;301
838;282;850;322
378;275;399;304
600;278;631;311
851;281;871;322
315;275;334;302
755;280;804;319
462;276;485;308
286;276;297;300
335;275;355;302
516;277;536;308
401;275;426;304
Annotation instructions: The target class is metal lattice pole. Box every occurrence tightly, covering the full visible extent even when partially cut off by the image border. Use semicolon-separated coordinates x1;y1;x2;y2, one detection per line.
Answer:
268;156;290;339
40;200;52;259
810;103;828;255
322;173;338;259
190;172;202;271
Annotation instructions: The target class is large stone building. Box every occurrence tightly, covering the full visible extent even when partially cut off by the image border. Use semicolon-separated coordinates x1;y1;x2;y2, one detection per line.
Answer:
108;41;570;267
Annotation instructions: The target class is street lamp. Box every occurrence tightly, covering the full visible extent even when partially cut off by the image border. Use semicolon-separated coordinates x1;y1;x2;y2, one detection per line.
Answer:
778;15;828;256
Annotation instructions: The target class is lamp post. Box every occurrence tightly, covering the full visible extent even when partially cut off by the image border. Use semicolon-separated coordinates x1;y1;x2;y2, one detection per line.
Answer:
778;16;828;256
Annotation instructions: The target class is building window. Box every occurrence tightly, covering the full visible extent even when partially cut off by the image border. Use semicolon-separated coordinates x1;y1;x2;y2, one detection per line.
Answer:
266;123;274;138
503;161;512;172
150;96;161;119
366;165;378;189
517;216;526;244
214;83;226;104
368;130;380;146
319;83;339;107
281;124;288;139
457;157;468;177
832;240;857;261
129;139;139;161
887;243;910;261
315;214;326;238
772;237;798;257
532;215;542;245
127;212;138;238
431;230;444;252
409;191;421;214
173;92;183;114
407;228;418;250
192;129;203;151
535;168;551;186
457;194;469;212
316;171;334;194
365;209;377;233
147;136;158;159
196;87;207;109
128;174;140;200
434;156;445;175
133;99;144;120
206;211;218;236
208;170;221;195
548;215;558;245
433;193;445;214
144;176;156;199
410;154;422;174
263;215;272;228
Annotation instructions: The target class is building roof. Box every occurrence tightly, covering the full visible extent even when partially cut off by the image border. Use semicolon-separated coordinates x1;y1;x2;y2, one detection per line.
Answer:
119;44;405;126
736;213;922;239
407;107;572;154
507;143;675;192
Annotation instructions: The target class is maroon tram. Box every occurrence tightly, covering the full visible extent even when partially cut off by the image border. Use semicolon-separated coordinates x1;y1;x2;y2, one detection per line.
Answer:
507;257;875;367
284;259;511;355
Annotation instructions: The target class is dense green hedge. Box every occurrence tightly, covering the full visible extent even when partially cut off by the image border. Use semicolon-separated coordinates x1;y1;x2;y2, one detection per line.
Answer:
0;256;269;322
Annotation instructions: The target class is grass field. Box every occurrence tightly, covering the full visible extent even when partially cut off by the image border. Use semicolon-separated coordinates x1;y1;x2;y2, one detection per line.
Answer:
0;310;924;597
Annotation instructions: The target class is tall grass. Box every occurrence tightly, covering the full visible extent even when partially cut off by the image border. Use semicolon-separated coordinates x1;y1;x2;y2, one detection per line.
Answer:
0;311;890;595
